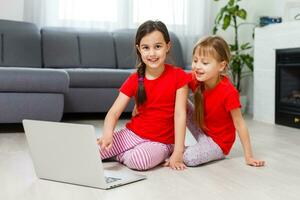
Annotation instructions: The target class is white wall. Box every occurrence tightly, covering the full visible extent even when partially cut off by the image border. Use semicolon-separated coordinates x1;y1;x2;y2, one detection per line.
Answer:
210;0;288;45
0;0;24;21
253;21;300;123
209;0;290;114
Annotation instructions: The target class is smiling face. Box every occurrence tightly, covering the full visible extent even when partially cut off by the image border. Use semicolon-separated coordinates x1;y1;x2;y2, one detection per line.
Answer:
191;36;231;89
137;30;171;71
192;46;226;88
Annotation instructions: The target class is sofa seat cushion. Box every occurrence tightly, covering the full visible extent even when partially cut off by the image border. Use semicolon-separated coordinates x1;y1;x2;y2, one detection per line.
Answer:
65;68;135;88
0;67;69;93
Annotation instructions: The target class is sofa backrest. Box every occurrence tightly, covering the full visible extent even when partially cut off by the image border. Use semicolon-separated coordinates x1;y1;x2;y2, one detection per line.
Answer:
169;32;185;68
0;20;185;70
0;20;41;68
41;27;116;69
113;29;185;69
113;29;137;69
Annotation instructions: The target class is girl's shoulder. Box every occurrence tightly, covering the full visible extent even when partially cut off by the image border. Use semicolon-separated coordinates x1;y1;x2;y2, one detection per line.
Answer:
219;76;239;94
165;64;191;89
122;71;139;87
165;64;190;80
127;71;138;80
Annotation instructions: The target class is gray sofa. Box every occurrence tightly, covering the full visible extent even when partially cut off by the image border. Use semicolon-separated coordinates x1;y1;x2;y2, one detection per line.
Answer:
0;19;187;123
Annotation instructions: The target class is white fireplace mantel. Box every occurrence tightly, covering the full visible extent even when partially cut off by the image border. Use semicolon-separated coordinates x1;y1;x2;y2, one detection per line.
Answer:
254;21;300;124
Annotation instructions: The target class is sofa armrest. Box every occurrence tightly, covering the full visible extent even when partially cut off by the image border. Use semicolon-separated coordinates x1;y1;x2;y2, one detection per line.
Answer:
0;67;69;93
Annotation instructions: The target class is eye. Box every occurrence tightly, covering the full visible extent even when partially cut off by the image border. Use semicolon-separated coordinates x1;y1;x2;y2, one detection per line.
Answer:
202;61;209;65
142;46;149;50
193;59;197;63
155;45;162;49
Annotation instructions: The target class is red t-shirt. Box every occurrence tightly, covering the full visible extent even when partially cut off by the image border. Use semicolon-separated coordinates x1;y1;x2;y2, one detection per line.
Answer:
120;64;189;144
188;73;241;155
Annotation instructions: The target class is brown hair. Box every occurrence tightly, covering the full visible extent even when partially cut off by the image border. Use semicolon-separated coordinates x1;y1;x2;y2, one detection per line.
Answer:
193;36;231;129
135;20;171;106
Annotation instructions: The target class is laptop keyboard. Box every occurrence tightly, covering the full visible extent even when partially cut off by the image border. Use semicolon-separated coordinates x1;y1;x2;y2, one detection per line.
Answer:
105;176;121;183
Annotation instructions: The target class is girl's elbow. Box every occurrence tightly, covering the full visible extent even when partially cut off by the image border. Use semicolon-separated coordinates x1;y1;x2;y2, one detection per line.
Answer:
107;108;121;120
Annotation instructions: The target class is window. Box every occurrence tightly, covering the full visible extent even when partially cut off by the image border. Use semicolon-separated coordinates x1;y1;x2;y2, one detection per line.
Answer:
59;0;187;25
58;0;118;22
133;0;187;25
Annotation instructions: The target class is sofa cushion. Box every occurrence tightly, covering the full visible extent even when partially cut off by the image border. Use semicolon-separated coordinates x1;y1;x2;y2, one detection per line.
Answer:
0;20;41;68
80;32;116;68
0;33;2;64
169;32;185;68
0;93;64;123
0;67;69;93
65;68;134;88
42;28;80;68
113;29;137;69
42;27;116;69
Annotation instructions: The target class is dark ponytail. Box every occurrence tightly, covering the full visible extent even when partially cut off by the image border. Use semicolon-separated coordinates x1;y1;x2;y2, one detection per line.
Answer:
137;63;147;106
135;20;170;106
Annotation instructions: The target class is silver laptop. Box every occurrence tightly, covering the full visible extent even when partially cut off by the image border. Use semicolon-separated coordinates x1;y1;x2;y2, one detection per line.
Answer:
22;119;146;189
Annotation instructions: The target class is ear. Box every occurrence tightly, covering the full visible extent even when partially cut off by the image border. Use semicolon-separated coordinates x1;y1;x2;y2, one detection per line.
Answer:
219;61;227;72
136;45;141;54
166;42;171;53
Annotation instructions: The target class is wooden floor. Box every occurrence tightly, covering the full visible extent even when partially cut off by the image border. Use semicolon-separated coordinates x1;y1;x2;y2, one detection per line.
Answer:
1;117;300;200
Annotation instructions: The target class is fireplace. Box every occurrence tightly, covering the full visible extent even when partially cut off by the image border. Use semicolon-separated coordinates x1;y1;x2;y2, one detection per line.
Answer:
275;48;300;128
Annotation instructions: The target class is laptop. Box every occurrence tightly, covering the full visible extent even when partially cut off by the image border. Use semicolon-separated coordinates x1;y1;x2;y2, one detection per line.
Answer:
22;119;146;189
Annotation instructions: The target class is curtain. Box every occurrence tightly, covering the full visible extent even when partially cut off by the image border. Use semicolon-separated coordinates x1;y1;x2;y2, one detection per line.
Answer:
23;0;211;65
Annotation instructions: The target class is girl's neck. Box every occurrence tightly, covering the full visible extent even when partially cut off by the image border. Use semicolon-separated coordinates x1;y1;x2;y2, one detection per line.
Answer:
145;64;165;80
204;75;221;90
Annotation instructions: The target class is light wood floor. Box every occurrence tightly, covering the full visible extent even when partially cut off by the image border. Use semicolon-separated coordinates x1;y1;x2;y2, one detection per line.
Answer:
1;117;300;200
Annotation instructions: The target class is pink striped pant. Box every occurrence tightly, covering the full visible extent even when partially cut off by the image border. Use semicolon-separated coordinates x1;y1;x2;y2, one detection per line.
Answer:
99;128;173;171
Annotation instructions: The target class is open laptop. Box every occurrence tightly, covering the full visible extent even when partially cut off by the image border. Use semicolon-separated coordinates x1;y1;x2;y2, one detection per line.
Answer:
22;119;146;189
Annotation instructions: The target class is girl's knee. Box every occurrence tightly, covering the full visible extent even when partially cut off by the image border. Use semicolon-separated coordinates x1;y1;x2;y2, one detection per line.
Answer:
183;145;224;167
123;149;152;171
183;150;201;167
183;145;209;167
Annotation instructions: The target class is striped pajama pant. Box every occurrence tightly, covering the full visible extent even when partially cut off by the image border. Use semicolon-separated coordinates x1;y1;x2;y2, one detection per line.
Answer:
99;128;173;171
183;100;225;166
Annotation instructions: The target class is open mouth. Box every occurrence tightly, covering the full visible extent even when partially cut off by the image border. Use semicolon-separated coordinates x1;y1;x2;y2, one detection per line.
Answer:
195;71;205;77
148;58;159;63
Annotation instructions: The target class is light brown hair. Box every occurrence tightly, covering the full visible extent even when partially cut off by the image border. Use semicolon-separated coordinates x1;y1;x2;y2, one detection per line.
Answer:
193;36;231;129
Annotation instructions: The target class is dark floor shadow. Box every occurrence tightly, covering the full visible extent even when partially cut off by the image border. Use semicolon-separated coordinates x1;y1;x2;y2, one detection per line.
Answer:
0;112;132;133
186;157;229;168
0;123;24;133
62;112;132;121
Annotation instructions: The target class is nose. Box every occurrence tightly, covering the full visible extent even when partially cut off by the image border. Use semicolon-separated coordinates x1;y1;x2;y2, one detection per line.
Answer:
149;48;156;56
193;63;202;71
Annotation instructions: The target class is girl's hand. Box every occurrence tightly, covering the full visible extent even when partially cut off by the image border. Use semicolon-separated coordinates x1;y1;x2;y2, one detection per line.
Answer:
164;151;186;170
97;134;113;151
245;157;265;167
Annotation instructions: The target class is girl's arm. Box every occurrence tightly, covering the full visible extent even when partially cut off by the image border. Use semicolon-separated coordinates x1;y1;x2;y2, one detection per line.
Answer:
98;92;131;151
230;108;265;167
167;85;188;170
